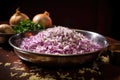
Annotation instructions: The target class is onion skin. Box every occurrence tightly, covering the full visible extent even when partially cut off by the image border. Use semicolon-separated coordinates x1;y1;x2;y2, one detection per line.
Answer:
0;24;14;34
9;9;29;26
32;11;52;28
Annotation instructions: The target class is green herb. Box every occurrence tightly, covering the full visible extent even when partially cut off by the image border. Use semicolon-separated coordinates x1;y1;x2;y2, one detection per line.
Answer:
13;19;45;33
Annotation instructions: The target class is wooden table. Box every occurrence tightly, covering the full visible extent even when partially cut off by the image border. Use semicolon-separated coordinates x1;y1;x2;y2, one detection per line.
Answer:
0;37;120;80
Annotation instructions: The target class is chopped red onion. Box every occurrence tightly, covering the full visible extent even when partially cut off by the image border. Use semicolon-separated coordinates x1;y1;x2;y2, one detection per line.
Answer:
20;26;102;54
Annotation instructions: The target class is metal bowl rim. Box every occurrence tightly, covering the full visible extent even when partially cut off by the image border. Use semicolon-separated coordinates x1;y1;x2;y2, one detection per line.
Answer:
9;29;109;57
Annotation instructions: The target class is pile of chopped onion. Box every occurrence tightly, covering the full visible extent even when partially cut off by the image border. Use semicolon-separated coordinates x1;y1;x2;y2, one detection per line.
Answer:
20;26;102;54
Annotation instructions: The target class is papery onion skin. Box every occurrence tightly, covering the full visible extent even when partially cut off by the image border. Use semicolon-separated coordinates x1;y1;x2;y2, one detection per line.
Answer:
32;11;52;28
9;8;29;26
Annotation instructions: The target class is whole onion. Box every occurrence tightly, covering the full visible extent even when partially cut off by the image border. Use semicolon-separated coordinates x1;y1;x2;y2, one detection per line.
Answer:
32;11;52;28
0;24;14;34
9;8;29;26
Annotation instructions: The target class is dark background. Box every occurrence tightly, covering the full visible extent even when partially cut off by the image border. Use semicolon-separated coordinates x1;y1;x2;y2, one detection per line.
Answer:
0;0;119;40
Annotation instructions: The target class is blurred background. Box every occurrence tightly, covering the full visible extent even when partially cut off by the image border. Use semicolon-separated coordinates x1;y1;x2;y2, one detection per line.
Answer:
0;0;119;40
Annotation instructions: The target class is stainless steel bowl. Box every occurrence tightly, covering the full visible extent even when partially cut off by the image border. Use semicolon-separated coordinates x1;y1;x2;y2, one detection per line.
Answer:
9;29;109;66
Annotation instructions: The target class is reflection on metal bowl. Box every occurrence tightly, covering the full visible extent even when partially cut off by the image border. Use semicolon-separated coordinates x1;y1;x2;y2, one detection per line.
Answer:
9;29;109;66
